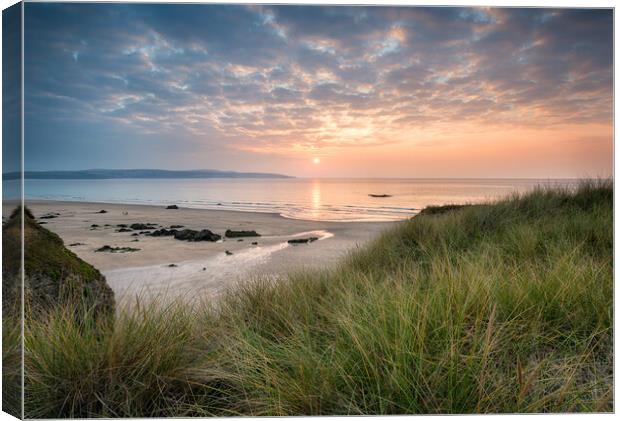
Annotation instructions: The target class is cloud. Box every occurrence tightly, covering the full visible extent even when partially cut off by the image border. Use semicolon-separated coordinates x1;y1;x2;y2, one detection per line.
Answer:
23;4;612;169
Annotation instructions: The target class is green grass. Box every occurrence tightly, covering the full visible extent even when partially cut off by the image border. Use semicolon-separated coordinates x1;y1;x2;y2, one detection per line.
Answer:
8;180;613;416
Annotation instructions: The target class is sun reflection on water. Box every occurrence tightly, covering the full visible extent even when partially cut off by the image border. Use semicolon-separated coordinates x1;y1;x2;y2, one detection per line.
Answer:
311;179;321;219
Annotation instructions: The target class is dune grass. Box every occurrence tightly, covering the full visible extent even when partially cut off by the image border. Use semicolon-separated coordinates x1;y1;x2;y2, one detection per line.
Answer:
8;180;613;417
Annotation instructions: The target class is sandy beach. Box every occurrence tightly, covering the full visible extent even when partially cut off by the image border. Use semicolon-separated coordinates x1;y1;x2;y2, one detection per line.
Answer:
13;201;396;302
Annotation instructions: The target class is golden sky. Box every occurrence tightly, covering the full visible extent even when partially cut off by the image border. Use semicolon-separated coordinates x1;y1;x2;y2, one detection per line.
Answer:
24;5;612;178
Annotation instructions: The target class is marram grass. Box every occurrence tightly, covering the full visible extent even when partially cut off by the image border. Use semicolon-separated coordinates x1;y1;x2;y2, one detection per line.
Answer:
5;180;613;417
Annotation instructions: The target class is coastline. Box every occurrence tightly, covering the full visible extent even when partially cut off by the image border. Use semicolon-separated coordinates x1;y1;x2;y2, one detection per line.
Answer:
10;182;613;416
12;200;396;301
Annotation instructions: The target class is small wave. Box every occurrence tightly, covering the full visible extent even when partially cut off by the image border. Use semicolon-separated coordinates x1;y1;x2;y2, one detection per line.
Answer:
27;194;413;222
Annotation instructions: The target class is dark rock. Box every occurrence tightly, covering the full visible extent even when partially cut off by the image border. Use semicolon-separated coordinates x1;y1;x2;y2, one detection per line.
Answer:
147;227;221;242
237;239;243;242
130;223;157;230
40;213;60;219
39;222;47;225
166;205;179;209
98;210;107;213
170;225;184;229
90;224;99;228
174;229;221;242
368;194;392;198
168;263;178;267
104;224;111;227
149;228;178;237
95;245;140;253
131;239;139;242
202;267;206;271
225;250;233;255
288;237;319;244
68;242;85;246
225;229;261;238
131;233;139;237
251;242;258;245
172;230;192;240
117;224;128;228
139;230;152;234
116;228;132;233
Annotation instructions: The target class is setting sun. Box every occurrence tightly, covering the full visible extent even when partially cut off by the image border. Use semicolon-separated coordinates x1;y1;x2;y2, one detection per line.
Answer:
313;157;320;164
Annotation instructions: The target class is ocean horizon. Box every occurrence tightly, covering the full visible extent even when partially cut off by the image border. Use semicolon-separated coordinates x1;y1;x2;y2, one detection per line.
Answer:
5;177;582;222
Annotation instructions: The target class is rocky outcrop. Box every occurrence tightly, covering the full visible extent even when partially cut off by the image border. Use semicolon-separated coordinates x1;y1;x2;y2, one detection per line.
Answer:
166;205;179;209
149;227;221;242
225;229;261;238
288;237;319;244
149;228;178;237
130;223;157;230
95;245;140;253
2;207;115;321
174;229;221;242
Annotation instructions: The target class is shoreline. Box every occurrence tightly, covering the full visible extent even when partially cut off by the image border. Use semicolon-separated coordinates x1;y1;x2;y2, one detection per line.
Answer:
11;200;397;301
16;198;402;224
17;196;415;223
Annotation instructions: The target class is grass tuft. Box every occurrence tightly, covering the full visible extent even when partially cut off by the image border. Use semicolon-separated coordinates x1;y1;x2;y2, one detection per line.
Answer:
10;179;613;416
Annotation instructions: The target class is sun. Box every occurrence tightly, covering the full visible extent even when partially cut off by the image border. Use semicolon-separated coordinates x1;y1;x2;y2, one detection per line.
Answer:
313;157;320;164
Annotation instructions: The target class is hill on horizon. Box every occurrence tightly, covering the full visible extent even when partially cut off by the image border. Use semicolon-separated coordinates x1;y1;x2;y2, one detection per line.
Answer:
2;169;294;180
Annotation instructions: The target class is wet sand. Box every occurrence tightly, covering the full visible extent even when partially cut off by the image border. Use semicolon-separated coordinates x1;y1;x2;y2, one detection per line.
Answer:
16;201;396;302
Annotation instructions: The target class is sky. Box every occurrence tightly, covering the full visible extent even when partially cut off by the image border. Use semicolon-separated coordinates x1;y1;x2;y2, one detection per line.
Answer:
2;2;21;175
19;3;613;178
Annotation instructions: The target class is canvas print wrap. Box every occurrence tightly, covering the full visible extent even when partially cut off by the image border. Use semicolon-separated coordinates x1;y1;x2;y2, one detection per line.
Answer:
2;2;23;418
1;2;614;418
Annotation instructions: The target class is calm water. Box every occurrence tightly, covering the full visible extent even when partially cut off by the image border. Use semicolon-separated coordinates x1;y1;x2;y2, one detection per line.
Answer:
15;178;579;222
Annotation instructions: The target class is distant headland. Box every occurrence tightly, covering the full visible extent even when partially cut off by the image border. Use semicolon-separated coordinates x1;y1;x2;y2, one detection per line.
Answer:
3;169;294;180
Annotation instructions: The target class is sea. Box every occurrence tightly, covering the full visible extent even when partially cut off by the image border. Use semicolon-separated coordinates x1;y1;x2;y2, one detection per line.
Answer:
6;178;581;222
